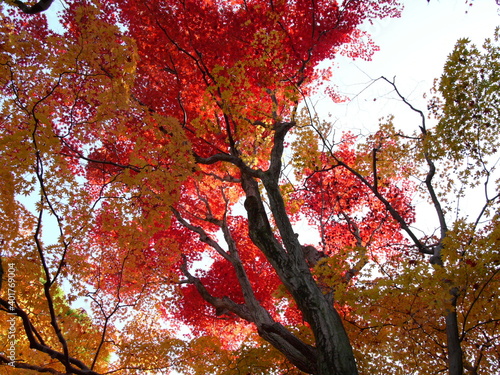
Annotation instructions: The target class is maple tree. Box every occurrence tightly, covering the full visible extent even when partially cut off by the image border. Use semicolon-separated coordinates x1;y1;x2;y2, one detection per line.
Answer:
0;0;499;375
332;31;500;374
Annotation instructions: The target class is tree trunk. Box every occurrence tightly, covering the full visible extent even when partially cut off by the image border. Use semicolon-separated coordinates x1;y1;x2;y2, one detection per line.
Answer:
196;122;359;374
265;182;358;375
242;169;358;375
446;292;463;375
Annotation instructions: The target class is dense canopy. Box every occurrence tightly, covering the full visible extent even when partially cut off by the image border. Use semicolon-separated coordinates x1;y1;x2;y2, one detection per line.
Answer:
0;1;499;375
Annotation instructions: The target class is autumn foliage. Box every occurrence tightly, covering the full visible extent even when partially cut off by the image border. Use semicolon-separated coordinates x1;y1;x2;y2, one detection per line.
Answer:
1;1;500;375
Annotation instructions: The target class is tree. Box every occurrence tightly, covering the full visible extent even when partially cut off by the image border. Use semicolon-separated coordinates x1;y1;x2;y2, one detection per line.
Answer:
328;31;500;374
0;1;402;373
1;1;499;375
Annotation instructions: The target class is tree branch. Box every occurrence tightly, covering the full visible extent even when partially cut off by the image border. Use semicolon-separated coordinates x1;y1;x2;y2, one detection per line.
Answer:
381;76;448;263
0;299;101;375
13;0;54;14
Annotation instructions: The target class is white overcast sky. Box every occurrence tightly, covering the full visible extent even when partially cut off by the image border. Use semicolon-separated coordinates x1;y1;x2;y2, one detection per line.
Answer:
324;0;500;132
300;0;500;244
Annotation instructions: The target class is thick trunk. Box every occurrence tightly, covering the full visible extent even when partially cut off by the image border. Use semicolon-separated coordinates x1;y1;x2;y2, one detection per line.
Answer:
264;181;357;375
312;303;358;375
242;171;358;375
445;293;463;375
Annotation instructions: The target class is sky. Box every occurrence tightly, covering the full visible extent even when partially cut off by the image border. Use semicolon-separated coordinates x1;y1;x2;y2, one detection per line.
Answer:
311;0;500;237
325;0;500;131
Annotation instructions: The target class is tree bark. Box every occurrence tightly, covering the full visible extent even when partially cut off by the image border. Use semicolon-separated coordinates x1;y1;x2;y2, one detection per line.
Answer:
259;176;358;375
446;292;464;375
237;170;358;374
